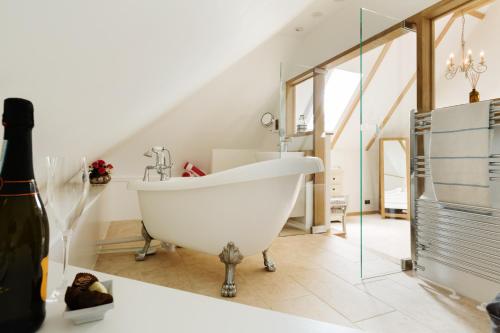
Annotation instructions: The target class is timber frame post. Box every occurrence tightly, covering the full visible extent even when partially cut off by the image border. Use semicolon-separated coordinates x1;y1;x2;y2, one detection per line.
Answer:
312;67;331;231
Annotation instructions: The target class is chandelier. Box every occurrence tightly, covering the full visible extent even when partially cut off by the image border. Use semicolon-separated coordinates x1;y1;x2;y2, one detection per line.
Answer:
445;13;487;101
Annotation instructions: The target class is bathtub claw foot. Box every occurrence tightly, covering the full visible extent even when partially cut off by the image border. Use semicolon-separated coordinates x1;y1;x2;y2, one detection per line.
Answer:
221;282;237;297
262;249;276;272
135;222;154;261
219;242;243;297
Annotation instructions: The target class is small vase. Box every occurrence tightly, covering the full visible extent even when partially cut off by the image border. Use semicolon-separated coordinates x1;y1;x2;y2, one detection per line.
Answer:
469;88;480;103
90;174;111;185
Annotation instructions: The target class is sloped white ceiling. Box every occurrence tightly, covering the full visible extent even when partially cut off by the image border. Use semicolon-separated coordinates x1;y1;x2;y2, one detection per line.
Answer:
0;0;439;179
103;0;439;179
0;0;319;173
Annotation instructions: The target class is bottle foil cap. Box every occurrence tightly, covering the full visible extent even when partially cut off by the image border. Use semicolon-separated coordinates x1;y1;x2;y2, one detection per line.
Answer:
2;98;34;128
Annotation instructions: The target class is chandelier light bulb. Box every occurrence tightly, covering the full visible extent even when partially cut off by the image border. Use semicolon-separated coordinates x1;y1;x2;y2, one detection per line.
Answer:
448;53;455;66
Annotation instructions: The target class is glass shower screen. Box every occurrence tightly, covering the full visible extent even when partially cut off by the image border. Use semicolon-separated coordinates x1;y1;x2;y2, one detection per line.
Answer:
359;8;416;279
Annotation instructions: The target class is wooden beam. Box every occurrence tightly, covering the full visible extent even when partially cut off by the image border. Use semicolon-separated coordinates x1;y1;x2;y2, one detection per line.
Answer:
457;0;495;15
287;71;314;89
416;17;434;114
313;69;330;228
398;139;406;151
365;73;417;151
331;41;393;149
408;0;494;22
285;83;296;136
467;9;486;19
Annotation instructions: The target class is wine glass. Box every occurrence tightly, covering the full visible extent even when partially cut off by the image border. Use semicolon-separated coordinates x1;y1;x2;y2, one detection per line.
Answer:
45;156;90;301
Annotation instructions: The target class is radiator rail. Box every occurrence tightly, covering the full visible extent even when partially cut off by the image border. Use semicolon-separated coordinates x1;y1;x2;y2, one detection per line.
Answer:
411;99;500;288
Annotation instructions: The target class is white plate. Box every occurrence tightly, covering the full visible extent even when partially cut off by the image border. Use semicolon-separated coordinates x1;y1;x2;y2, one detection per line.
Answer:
63;280;114;325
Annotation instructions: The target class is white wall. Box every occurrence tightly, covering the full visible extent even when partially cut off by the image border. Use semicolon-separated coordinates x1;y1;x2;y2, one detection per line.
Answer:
104;33;299;178
0;0;436;223
101;2;432;220
0;0;318;180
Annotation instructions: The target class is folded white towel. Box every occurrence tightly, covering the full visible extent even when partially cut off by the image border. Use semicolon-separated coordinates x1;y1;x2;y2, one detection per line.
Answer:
430;100;491;207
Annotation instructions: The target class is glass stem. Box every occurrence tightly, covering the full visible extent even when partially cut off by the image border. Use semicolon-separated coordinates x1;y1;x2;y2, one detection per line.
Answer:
62;232;71;280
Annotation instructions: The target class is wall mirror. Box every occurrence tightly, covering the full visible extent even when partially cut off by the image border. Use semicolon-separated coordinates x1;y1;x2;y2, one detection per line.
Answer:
379;138;410;219
260;112;275;128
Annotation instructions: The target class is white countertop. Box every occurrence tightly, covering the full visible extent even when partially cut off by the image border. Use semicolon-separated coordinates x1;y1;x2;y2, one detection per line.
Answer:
40;266;360;333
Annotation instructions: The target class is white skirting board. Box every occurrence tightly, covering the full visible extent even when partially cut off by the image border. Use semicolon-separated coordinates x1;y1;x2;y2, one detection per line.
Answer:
311;224;331;234
418;257;500;304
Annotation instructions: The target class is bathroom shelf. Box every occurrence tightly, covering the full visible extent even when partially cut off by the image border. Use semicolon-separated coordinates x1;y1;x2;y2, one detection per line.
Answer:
287;131;313;138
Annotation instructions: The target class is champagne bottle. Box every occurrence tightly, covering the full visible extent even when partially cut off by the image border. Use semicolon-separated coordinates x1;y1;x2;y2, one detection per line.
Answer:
0;98;49;332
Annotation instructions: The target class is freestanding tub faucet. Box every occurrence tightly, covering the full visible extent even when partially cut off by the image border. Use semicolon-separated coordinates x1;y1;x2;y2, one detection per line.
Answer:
143;146;173;181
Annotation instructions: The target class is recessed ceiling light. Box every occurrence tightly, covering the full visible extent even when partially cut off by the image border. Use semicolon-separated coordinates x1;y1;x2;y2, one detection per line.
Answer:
312;11;323;18
295;27;304;32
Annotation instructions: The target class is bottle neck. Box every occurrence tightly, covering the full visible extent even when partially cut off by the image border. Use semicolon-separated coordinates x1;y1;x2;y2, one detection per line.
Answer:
0;127;35;180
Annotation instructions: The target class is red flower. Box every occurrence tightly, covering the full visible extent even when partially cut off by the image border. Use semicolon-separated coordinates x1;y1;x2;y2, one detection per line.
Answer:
92;162;99;169
98;167;106;175
98;160;105;166
107;164;114;169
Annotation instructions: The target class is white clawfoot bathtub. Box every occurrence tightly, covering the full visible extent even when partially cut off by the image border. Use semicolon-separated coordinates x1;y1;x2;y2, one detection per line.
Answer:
127;157;323;296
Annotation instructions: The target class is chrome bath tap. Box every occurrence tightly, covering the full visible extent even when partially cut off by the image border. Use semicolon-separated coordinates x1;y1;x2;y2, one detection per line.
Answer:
143;146;173;181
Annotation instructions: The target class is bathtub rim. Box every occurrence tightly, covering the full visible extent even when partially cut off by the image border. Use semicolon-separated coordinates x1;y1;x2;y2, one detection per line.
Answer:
127;156;323;191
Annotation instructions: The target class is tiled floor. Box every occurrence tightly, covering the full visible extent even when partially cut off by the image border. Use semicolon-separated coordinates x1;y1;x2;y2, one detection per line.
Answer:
279;223;308;237
332;214;411;262
94;220;490;332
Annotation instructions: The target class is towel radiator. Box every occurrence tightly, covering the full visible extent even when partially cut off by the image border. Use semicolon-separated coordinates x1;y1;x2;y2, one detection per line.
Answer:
410;99;500;301
415;199;500;284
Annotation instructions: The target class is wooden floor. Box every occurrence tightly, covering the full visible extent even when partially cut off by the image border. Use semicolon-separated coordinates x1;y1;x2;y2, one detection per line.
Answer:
94;221;490;332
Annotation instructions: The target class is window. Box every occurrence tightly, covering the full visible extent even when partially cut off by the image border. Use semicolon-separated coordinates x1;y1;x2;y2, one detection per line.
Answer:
294;77;314;132
324;68;360;133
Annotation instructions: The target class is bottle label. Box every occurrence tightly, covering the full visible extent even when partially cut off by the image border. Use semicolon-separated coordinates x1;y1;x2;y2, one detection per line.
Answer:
40;257;48;301
0;178;37;196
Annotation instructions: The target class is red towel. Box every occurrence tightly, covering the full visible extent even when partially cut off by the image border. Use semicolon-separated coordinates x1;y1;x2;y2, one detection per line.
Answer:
183;162;206;177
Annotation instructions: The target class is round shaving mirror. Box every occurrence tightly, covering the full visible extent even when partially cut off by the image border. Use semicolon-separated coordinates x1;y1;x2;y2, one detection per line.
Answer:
260;112;275;128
